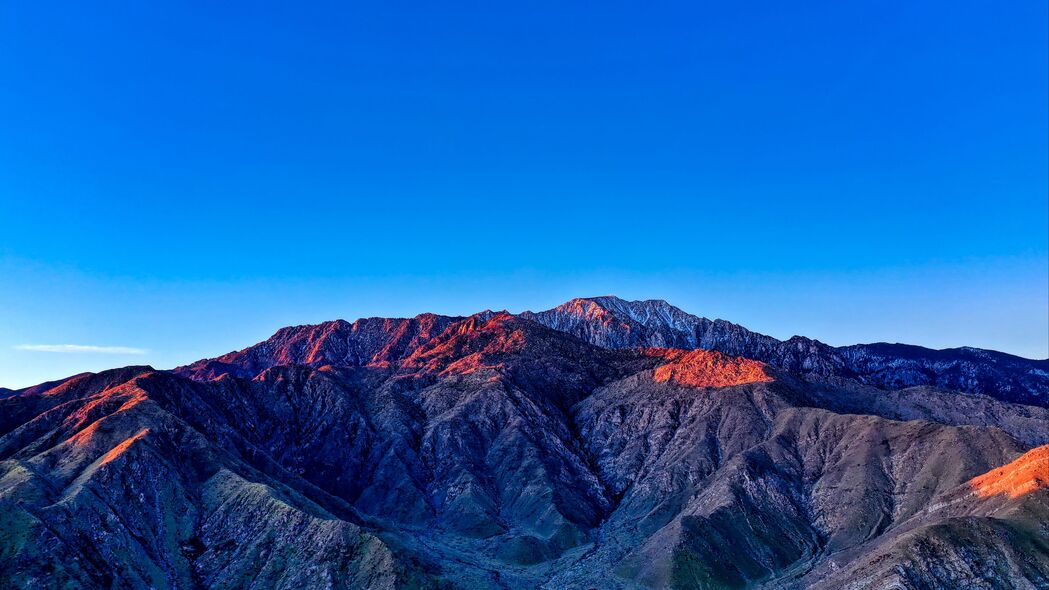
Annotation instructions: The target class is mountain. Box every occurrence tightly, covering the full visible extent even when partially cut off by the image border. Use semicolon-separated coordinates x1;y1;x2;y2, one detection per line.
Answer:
176;313;464;381
1;299;1047;589
522;296;1049;406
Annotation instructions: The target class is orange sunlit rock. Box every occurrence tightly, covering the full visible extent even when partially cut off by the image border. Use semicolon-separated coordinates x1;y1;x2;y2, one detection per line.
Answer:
648;349;774;388
61;383;148;437
970;445;1049;499
97;428;151;466
401;313;524;377
67;420;105;448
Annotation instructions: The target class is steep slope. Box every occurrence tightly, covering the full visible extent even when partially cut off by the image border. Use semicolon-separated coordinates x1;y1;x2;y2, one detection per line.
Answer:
970;444;1049;499
799;445;1049;589
1;315;666;588
2;301;1047;589
523;296;1049;405
0;372;431;589
176;313;464;381
179;296;1049;406
648;349;775;388
552;367;1043;589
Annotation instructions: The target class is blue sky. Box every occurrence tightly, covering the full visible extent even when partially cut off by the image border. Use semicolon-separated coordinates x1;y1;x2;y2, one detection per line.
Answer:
1;1;1046;388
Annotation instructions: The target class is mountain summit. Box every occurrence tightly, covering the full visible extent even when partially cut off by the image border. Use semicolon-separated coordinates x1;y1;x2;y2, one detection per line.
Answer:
524;296;1049;405
3;296;1046;589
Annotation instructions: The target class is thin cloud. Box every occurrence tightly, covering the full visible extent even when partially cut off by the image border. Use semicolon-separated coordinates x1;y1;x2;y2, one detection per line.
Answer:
14;344;149;355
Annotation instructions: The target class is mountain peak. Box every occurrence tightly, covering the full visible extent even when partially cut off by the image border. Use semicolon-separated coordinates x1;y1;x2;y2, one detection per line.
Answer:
522;297;1049;405
168;296;1049;404
522;296;719;349
554;296;684;323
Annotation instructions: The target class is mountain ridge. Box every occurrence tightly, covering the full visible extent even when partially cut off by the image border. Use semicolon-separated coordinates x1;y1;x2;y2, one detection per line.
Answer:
522;296;1049;405
4;296;1046;589
175;295;1049;406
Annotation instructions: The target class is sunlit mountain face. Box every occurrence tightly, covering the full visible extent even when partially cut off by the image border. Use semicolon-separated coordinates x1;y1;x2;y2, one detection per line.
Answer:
2;297;1047;589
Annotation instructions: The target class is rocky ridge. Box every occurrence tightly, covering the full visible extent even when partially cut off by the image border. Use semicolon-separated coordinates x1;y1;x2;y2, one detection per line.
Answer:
522;296;1049;405
1;297;1046;589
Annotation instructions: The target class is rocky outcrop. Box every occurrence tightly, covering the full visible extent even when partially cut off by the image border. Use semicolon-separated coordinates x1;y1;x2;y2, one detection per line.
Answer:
647;349;774;388
970;445;1049;499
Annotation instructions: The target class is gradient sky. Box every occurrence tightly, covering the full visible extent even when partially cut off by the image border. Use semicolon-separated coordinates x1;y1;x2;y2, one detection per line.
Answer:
1;1;1047;389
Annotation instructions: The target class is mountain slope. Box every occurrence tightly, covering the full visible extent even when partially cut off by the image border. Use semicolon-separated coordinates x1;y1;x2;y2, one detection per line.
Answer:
0;370;429;589
523;296;1049;406
177;313;464;381
1;299;1047;589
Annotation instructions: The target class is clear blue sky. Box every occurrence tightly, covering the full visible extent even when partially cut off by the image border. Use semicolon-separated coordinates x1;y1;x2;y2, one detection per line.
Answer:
1;1;1046;388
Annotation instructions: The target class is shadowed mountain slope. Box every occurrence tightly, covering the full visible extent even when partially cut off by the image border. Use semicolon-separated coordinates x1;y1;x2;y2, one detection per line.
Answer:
2;300;1047;589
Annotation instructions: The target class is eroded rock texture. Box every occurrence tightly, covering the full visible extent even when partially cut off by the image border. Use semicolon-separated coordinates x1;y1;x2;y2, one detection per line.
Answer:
1;298;1046;589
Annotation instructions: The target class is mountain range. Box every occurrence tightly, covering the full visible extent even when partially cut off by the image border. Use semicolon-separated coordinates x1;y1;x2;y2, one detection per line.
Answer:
1;296;1046;589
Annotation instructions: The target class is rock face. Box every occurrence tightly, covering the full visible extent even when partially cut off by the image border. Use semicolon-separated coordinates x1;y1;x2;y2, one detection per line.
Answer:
177;313;464;381
648;349;774;388
970;445;1049;499
1;298;1047;589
